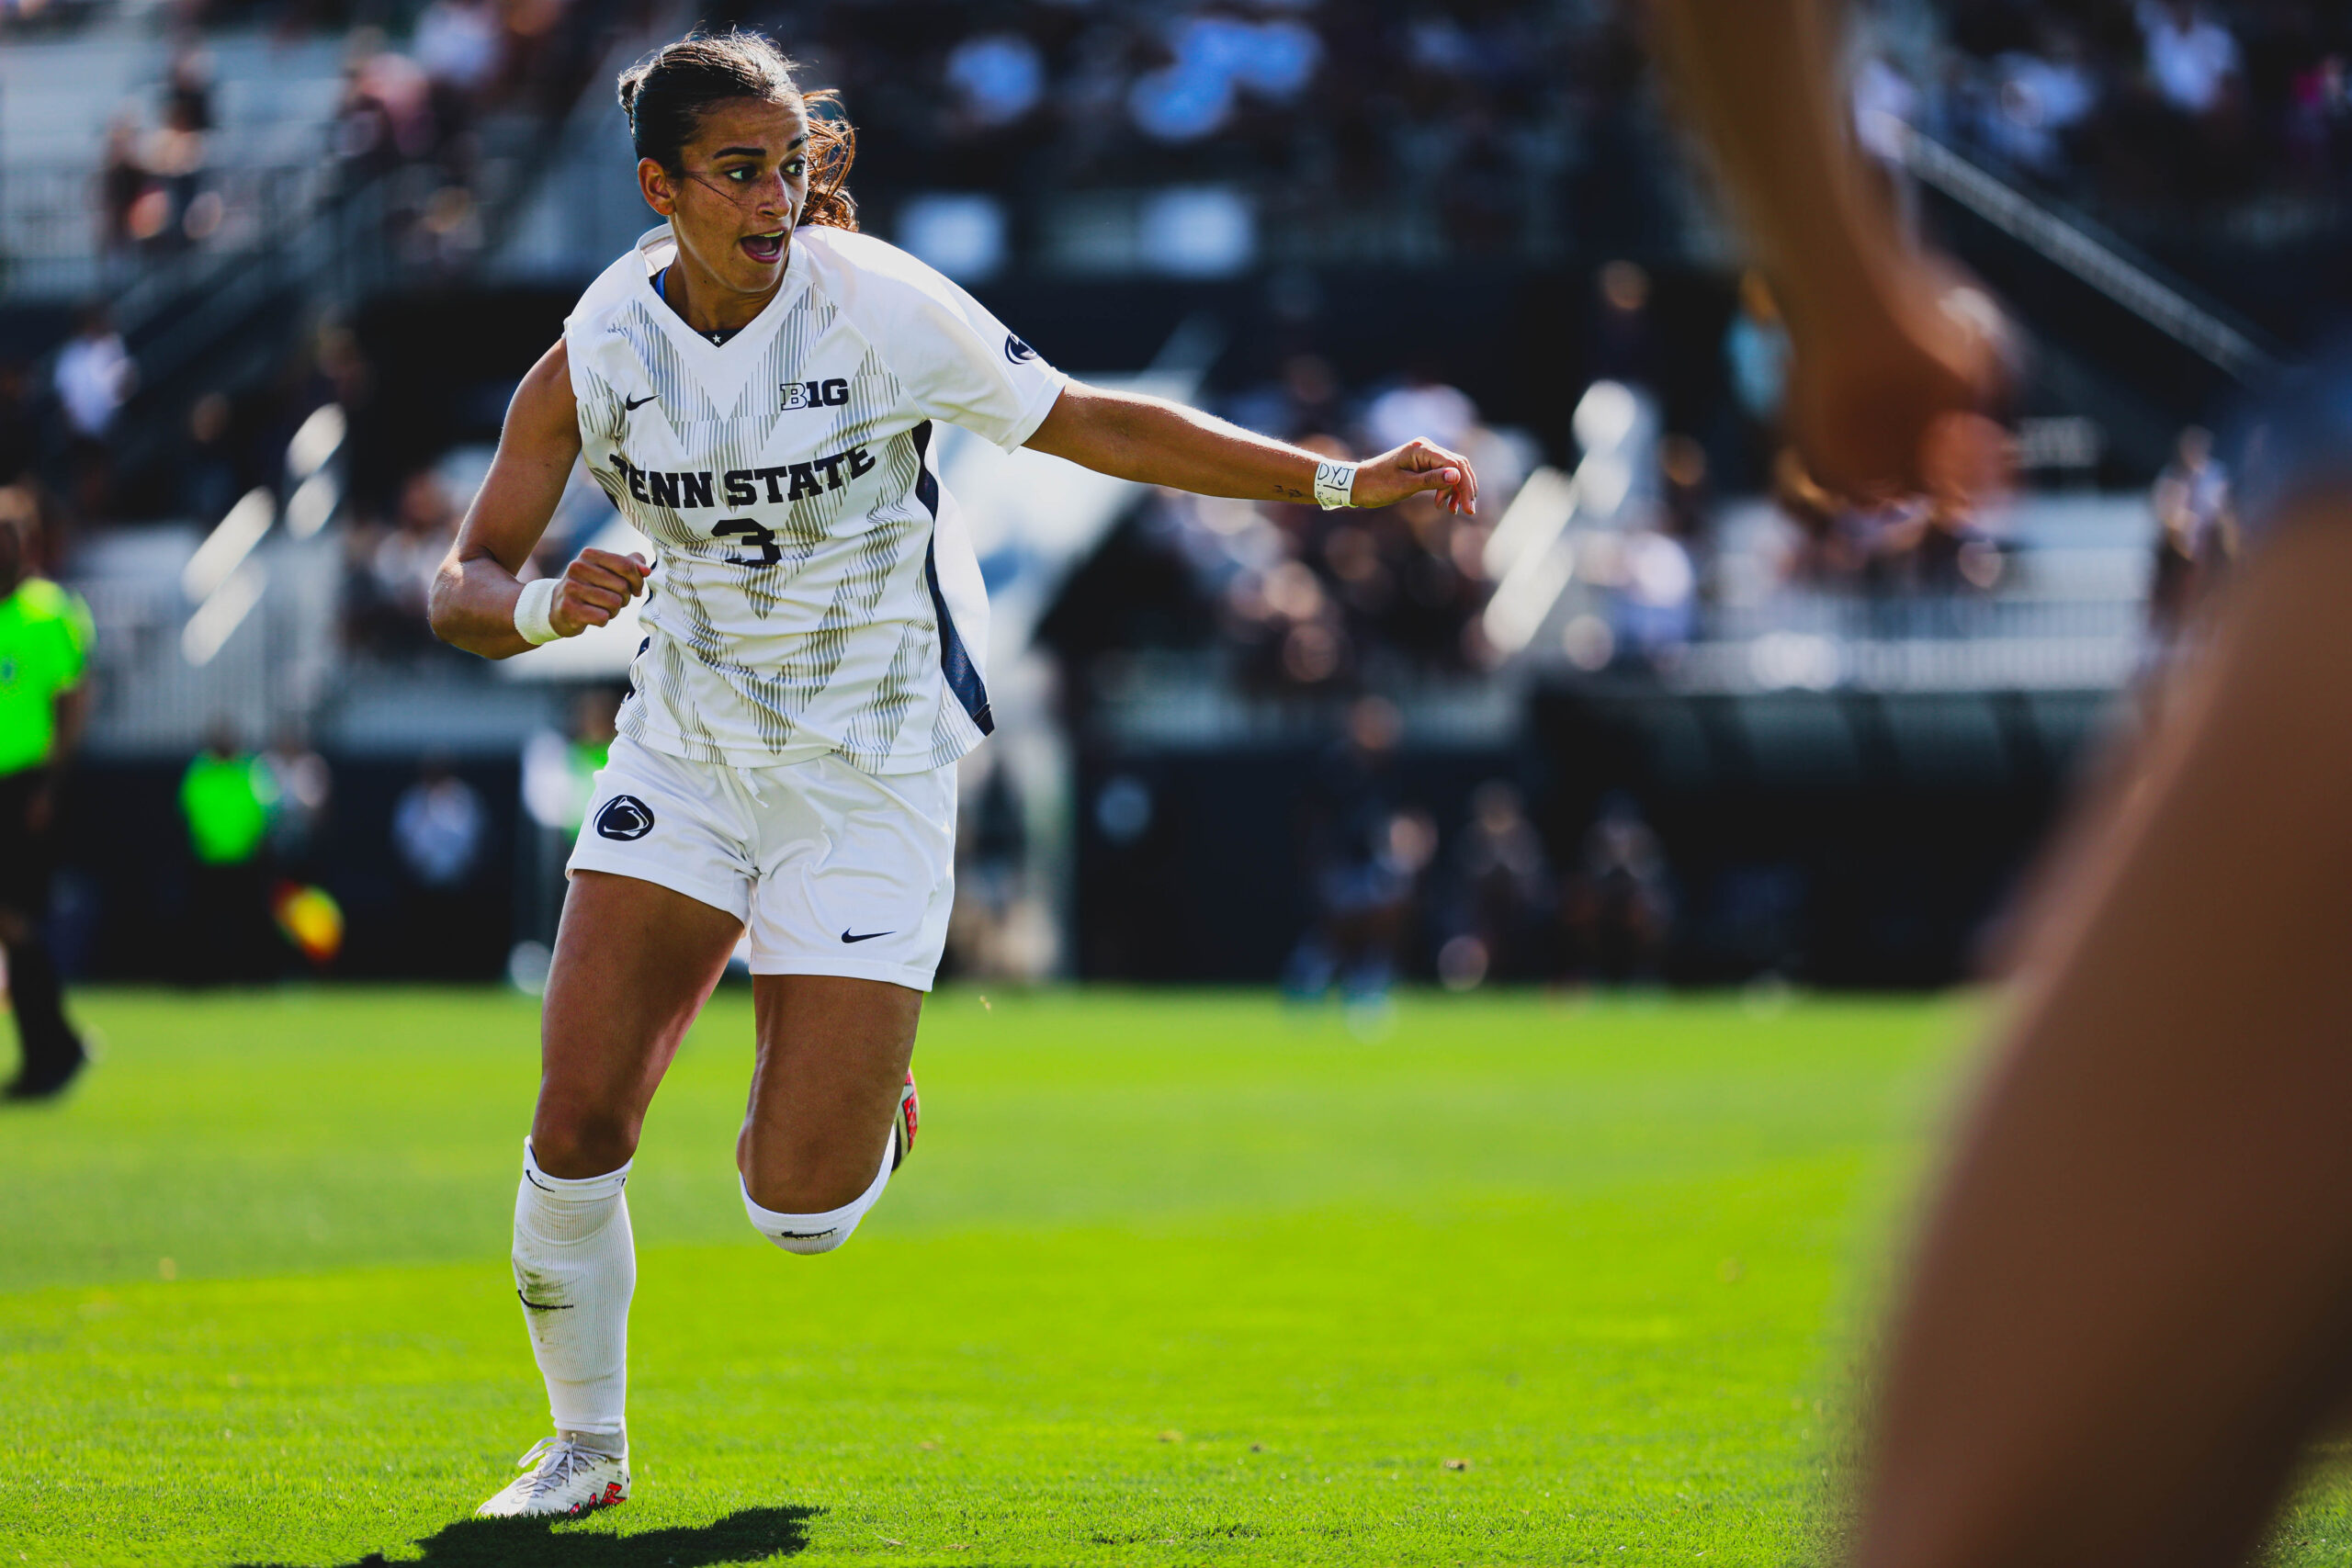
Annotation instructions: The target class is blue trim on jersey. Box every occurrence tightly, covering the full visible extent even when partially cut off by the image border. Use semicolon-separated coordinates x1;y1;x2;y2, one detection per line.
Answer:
910;421;993;737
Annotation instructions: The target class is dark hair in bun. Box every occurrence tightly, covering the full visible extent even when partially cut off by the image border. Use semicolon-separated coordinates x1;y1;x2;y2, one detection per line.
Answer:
616;29;857;231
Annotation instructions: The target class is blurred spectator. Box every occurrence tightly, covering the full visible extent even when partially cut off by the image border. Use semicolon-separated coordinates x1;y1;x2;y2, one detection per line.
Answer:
1435;780;1555;989
182;392;240;524
259;725;334;881
1283;695;1434;1004
1723;270;1790;486
415;0;503;98
180;721;277;984
1611;523;1699;663
1227;353;1344;445
1566;793;1672;983
391;754;487;978
519;685;617;840
55;307;132;446
2140;1;2243;118
0;363;40;488
519;686;618;945
1128;11;1322;143
1984;26;2098;175
1591;260;1657;389
946;753;1057;980
345;33;435;166
946;32;1046;130
99;115;152;263
54;307;134;521
165;46;215;137
2148;423;2236;645
349;468;458;657
0;493;93;1098
1363;371;1477;456
1852;47;1921;168
151;48;213;249
2286;52;2350;182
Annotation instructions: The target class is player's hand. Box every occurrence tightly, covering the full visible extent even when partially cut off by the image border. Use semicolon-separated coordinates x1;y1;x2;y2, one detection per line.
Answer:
1353;438;1480;515
548;548;653;637
1784;262;2014;510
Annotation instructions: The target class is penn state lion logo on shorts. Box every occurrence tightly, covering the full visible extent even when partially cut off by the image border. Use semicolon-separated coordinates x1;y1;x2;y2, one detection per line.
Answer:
594;795;656;841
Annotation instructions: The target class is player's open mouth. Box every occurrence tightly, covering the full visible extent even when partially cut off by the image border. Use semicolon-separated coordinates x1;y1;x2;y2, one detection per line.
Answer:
741;231;786;265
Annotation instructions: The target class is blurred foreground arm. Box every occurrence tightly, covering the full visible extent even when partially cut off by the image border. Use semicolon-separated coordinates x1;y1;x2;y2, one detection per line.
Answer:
1855;513;2352;1568
1660;1;2352;1563
1654;0;2005;501
428;339;649;660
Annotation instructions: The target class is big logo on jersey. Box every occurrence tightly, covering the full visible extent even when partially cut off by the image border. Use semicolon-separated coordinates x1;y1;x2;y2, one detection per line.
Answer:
594;795;656;841
782;378;849;411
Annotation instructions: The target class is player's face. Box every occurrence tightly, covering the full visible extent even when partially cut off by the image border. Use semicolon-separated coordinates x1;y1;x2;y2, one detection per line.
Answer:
644;96;810;299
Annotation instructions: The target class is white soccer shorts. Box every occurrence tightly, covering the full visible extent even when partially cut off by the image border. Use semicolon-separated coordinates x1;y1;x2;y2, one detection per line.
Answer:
567;734;956;990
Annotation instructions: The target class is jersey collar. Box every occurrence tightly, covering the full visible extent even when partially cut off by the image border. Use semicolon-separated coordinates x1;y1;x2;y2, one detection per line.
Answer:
631;223;810;406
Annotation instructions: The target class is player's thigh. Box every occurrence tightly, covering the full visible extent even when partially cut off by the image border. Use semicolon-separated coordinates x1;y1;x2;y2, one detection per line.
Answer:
534;869;743;1176
740;973;922;1212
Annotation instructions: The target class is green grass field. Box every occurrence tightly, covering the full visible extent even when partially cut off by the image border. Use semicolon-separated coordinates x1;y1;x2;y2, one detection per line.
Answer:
4;988;2346;1567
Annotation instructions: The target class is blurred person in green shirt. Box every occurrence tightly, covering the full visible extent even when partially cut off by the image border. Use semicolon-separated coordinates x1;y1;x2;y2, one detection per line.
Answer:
180;721;279;983
0;490;94;1100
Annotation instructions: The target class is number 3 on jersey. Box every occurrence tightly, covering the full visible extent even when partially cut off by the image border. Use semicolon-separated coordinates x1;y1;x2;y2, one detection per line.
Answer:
712;518;780;566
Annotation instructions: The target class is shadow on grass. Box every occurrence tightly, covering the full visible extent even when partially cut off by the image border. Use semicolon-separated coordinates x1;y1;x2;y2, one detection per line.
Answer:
230;1505;819;1567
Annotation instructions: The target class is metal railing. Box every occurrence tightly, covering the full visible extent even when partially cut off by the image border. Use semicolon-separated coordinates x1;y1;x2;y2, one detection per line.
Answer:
0;161;333;304
1899;128;2290;385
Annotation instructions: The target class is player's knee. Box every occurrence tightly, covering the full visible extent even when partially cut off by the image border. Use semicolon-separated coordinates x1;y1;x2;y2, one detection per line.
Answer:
531;1111;639;1179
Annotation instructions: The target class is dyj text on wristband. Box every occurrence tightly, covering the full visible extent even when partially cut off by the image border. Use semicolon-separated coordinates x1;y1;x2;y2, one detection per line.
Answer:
514;576;563;646
1314;460;1358;511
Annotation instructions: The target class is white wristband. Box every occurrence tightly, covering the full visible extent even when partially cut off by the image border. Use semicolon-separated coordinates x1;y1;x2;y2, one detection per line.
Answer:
1313;460;1359;511
514;576;562;646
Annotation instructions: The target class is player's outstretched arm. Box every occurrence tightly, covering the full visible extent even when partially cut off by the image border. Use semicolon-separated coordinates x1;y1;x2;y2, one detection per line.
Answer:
428;338;650;660
1024;381;1477;515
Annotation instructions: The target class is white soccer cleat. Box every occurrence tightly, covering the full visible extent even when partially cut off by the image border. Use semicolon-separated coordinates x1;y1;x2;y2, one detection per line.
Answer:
474;1437;630;1518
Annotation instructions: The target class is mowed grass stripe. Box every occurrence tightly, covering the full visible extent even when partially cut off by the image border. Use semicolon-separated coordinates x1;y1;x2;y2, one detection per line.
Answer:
0;987;2027;1565
0;989;1958;1293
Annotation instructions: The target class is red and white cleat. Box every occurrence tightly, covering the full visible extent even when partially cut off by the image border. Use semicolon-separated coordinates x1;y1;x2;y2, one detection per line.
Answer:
892;1068;920;1171
475;1437;630;1518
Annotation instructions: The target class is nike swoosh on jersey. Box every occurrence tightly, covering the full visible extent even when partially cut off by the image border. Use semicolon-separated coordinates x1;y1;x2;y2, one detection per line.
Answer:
623;394;657;411
841;929;895;943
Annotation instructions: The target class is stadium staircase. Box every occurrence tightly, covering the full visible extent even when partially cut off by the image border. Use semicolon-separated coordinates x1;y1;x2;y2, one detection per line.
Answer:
2;0;651;503
17;2;672;759
1897;129;2297;477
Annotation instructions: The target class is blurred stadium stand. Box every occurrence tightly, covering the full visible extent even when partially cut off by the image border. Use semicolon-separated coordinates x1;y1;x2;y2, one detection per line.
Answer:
6;0;2344;987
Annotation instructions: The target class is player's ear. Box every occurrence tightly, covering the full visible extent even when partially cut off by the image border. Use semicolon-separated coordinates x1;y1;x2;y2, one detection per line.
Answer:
638;158;676;217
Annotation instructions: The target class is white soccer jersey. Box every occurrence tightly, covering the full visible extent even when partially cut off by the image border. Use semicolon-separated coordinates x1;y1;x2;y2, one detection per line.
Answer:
563;223;1068;773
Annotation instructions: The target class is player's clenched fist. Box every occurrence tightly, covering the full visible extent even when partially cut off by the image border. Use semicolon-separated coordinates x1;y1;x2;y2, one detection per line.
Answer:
1351;438;1480;515
548;547;654;637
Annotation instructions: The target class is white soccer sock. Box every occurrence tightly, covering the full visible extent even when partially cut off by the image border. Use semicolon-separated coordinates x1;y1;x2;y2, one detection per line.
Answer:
512;1137;635;1440
741;1135;894;1256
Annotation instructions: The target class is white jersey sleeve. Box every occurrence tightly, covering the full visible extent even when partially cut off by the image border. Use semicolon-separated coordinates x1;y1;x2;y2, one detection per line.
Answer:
820;235;1069;452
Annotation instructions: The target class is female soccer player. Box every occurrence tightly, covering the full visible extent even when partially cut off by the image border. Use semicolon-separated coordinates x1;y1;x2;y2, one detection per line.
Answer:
429;30;1478;1518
